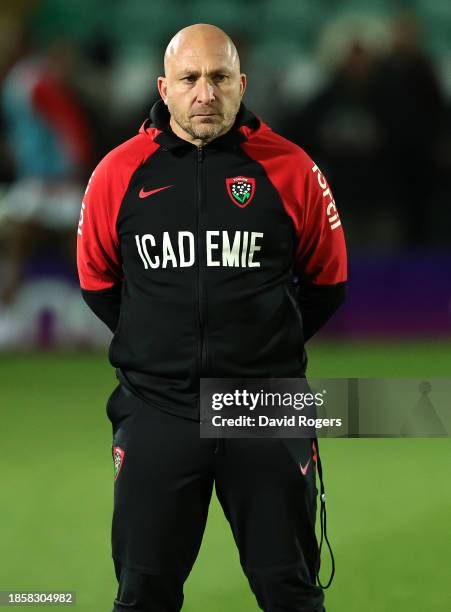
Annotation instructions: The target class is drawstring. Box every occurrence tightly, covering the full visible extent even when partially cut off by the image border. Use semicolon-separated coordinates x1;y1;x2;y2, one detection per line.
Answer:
313;437;335;589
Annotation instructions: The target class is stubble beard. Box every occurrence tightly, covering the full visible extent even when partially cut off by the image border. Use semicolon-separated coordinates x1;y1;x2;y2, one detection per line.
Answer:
171;103;240;144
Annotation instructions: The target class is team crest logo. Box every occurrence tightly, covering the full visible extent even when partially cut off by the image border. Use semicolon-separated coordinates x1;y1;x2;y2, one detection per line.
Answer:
226;177;256;208
113;446;125;481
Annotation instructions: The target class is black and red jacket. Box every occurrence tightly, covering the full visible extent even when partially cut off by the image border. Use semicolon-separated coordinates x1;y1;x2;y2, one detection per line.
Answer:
77;101;347;419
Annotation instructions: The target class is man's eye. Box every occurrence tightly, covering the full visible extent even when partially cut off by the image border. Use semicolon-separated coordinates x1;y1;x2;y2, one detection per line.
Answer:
214;74;226;82
183;76;197;83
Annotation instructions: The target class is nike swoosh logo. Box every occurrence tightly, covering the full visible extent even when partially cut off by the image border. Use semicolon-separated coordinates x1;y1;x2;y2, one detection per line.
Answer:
139;185;174;198
300;458;311;476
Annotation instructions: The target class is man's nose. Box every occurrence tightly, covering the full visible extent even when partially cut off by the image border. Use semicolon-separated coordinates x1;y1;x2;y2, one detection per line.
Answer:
195;77;215;104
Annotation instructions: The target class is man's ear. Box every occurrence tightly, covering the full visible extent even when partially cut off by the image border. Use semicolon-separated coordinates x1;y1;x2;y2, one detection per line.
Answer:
239;73;247;98
157;76;168;104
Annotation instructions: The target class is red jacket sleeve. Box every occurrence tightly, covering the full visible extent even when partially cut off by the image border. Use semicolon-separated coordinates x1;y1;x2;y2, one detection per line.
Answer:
76;132;160;292
76;159;123;291
294;159;347;285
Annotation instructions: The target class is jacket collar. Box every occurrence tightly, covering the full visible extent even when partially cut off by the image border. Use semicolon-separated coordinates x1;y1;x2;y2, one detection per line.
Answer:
141;99;259;152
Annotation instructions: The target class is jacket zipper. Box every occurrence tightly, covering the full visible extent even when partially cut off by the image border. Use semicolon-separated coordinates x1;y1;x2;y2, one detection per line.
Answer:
196;145;208;376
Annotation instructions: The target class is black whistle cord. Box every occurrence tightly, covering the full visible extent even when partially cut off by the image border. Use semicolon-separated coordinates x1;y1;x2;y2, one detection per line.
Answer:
314;437;336;589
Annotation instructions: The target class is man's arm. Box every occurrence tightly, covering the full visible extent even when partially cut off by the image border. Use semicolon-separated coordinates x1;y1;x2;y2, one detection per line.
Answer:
76;160;124;332
294;161;348;341
296;281;346;342
81;284;122;333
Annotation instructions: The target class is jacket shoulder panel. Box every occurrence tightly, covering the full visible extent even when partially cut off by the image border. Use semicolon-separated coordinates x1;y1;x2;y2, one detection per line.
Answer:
242;125;347;285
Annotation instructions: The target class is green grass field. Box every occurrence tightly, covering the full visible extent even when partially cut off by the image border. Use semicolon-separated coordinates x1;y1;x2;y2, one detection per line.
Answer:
1;341;450;611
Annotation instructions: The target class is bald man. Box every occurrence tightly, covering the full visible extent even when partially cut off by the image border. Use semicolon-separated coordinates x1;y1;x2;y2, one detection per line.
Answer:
77;24;346;612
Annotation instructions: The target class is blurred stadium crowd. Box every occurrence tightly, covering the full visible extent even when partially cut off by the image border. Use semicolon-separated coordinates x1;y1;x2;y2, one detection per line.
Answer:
0;0;450;349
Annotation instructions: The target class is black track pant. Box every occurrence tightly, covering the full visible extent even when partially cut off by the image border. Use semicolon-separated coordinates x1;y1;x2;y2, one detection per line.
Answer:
107;383;325;612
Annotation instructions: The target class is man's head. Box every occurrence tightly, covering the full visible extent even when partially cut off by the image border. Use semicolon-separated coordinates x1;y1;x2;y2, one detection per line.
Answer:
157;24;247;145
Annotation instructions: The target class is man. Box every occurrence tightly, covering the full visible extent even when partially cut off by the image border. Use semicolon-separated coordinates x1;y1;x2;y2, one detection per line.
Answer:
77;24;346;612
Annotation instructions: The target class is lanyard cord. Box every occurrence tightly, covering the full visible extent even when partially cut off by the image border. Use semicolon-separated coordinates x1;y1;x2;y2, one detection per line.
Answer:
313;437;336;589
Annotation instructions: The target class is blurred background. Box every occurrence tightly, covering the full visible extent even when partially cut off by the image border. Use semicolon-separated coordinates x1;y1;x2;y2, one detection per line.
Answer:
0;0;450;345
0;1;450;611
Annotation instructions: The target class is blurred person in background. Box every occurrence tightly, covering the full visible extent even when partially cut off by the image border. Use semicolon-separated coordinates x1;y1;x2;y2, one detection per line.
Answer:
372;12;445;247
280;11;446;250
0;27;92;309
279;29;386;249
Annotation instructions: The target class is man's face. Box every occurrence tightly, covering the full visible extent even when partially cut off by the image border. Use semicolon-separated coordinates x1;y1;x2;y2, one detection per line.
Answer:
158;36;246;145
